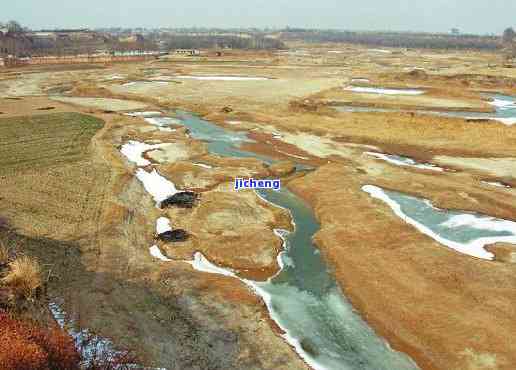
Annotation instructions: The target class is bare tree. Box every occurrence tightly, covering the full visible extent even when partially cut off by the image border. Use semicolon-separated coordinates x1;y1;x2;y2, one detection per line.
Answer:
6;20;24;34
502;27;516;61
503;27;516;45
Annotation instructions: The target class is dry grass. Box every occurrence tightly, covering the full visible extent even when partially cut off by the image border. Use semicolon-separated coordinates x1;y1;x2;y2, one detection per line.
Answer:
0;241;8;266
2;256;42;301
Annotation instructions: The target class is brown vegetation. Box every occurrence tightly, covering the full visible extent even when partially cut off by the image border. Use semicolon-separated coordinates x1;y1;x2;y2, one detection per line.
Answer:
0;311;80;370
2;256;42;302
0;240;8;266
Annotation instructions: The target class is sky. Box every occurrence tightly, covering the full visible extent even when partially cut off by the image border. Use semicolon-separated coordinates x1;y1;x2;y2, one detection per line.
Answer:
4;0;515;34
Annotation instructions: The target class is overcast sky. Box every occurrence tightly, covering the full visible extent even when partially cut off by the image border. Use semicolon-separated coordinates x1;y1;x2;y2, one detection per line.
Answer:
4;0;515;34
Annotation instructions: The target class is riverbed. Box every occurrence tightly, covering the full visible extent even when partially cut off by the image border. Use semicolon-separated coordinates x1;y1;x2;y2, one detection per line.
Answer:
134;111;420;370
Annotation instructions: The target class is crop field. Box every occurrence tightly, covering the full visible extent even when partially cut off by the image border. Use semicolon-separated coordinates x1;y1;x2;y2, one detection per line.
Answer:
0;112;109;240
0;112;104;173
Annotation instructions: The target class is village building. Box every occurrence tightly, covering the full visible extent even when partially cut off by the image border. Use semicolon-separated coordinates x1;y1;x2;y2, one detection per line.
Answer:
174;49;201;56
0;28;32;57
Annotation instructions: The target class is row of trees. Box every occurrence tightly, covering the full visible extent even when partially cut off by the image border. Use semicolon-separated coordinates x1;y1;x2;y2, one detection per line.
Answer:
279;29;502;50
503;27;516;59
0;21;25;34
162;34;286;50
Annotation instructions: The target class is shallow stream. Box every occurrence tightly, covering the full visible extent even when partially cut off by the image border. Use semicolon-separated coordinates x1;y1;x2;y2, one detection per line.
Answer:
161;111;419;369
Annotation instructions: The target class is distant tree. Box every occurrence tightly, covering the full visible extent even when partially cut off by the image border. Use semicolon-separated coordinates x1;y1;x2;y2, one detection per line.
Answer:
503;27;516;44
6;20;24;34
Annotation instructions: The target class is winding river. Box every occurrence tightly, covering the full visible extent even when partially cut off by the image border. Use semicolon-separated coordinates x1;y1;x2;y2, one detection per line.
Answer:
155;111;419;370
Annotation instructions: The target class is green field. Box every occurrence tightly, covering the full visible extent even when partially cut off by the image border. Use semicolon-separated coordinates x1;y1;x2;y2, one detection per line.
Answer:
0;113;104;173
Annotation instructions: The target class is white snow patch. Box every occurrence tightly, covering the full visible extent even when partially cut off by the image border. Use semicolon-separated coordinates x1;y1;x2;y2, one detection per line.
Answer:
156;217;172;234
148;76;176;81
188;252;236;277
466;117;516;126
226;120;242;125
135;168;178;203
276;150;309;160
365;152;444;172
362;185;516;260
492;117;516;126
481;181;511;189
123;81;168;87
192;163;213;169
441;214;516;233
124;111;162;117
120;140;168;166
351;78;370;83
144;116;181;132
175;75;269;81
489;99;516;109
49;302;122;366
368;49;392;54
344;86;424;95
150;245;173;262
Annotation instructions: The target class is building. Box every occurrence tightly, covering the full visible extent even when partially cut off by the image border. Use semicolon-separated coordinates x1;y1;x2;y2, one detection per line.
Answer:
174;49;201;56
118;34;145;43
0;29;32;57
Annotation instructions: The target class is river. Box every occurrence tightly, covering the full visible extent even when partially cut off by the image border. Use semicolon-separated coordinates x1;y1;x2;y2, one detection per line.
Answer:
154;111;420;370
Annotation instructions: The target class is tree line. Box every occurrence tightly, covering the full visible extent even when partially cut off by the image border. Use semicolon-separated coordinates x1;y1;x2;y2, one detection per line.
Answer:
278;29;503;50
161;34;286;50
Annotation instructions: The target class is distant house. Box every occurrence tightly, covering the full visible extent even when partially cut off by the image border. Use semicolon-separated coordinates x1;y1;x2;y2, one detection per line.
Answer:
0;30;32;57
118;34;145;43
174;49;201;56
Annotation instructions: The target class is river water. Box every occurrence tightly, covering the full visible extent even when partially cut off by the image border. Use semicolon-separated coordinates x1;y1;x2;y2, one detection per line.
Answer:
335;93;516;125
158;111;419;370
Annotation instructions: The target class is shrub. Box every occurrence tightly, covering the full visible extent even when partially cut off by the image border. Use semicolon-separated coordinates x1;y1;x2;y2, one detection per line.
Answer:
2;256;42;301
0;311;80;370
30;326;81;370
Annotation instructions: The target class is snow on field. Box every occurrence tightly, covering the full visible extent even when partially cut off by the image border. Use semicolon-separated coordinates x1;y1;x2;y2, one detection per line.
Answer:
120;140;168;166
491;117;516;126
192;163;213;169
125;111;162;117
156;217;172;234
175;75;269;81
350;78;370;83
481;181;511;189
489;98;516;109
135;169;178;203
149;246;173;262
144;117;181;132
344;86;424;95
188;252;236;277
368;49;392;54
365;152;444;172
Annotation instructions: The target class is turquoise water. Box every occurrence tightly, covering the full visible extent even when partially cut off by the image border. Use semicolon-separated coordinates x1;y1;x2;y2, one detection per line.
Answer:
173;110;274;164
363;185;516;260
385;190;515;244
167;111;419;369
335;93;516;122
